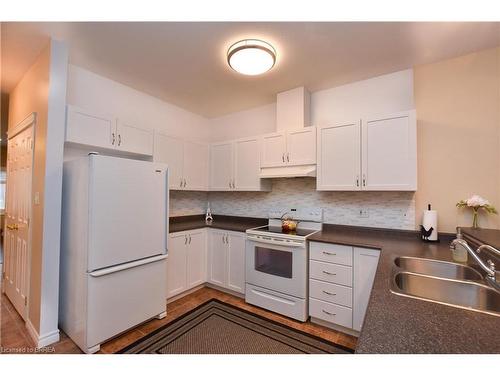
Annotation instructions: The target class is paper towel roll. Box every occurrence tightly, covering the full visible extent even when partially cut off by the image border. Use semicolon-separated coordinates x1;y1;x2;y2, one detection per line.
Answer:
422;210;438;241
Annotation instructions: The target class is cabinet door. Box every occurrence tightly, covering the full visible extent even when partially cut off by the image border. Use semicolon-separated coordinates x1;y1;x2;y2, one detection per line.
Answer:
261;132;287;167
234;137;264;191
286;127;316;165
210;142;233;191
227;232;246;294
361;111;417;191
186;230;207;288
317;121;361;191
167;234;187;298
66;105;114;149
116;121;154;156
353;247;380;331
154;133;184;190
183;141;209;191
207;230;227;287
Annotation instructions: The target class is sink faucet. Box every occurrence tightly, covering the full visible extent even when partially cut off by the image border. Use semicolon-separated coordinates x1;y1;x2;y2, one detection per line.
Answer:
450;237;500;291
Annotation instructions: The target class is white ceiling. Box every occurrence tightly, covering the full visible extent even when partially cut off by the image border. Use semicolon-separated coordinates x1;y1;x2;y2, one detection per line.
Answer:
1;22;499;118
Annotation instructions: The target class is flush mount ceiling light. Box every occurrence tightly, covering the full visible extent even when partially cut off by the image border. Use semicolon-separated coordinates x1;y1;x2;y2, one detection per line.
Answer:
227;39;276;76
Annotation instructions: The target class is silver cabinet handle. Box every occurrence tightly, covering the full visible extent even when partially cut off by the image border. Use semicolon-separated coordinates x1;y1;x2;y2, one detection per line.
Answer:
228;180;231;189
322;251;336;256
322;290;337;296
118;134;121;146
180;178;183;188
322;309;336;316
232;180;236;189
362;174;366;187
111;133;116;145
222;234;226;244
183;178;187;188
282;153;285;163
184;235;188;245
188;235;191;244
322;270;337;276
356;176;359;187
286;152;290;162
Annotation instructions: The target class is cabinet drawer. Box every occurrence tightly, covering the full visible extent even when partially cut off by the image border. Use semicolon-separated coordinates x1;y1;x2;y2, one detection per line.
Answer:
310;260;352;287
309;297;352;329
310;242;352;266
309;279;352;307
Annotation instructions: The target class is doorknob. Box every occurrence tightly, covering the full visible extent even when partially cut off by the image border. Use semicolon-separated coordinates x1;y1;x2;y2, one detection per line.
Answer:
6;224;18;231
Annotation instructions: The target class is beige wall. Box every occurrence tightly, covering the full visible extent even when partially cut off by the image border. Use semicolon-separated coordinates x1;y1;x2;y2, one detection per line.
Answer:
415;47;500;233
8;43;50;333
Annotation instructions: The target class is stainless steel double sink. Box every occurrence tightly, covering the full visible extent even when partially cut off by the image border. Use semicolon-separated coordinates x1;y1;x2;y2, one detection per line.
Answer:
390;256;500;317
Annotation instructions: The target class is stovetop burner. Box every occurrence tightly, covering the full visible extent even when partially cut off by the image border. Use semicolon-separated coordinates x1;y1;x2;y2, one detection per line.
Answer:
250;225;318;237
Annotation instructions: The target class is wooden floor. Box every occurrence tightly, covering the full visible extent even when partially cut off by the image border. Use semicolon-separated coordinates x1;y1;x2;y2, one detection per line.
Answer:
0;286;357;354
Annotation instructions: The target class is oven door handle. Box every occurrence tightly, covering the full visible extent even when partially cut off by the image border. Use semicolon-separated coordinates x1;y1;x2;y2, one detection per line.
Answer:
247;237;305;249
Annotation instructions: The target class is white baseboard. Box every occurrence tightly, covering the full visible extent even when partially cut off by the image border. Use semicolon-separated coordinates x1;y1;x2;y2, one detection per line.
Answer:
25;319;60;348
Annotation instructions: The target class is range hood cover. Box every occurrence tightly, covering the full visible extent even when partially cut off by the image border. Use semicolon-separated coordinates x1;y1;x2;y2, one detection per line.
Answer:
259;165;316;179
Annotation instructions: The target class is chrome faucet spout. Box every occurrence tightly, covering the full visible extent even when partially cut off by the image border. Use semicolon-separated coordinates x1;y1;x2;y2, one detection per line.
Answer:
450;237;500;292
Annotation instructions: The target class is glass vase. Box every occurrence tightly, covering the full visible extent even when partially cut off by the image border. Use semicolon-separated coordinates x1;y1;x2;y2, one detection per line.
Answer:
472;209;479;228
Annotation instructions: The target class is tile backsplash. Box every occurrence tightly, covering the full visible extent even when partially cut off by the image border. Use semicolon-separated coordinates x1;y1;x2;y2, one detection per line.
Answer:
169;190;208;217
170;178;416;230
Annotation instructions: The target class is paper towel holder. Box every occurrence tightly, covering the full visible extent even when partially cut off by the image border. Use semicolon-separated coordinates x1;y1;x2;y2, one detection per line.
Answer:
421;204;440;242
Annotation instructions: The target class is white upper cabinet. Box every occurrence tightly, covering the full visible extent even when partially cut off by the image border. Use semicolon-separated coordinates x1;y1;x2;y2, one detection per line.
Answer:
317;110;416;191
261;127;316;168
210;138;271;192
362;111;417;191
317;121;361;191
261;132;287;167
287;127;316;165
115;120;154;156
210;142;234;191
154;133;209;191
154;133;184;190
183;140;209;191
233;137;271;191
66;106;153;156
66;106;115;149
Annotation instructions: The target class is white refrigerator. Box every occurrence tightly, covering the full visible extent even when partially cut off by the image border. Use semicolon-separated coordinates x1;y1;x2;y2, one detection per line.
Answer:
59;154;168;353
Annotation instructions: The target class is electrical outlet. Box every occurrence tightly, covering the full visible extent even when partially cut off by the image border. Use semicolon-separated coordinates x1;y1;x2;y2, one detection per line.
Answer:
358;208;369;218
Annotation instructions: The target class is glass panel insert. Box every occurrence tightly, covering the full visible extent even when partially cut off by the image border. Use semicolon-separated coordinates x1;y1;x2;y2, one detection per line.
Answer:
255;246;293;278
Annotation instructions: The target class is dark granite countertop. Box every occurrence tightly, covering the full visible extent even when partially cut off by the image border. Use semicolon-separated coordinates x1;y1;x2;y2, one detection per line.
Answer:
461;227;500;250
310;225;500;354
169;215;267;233
168;216;500;353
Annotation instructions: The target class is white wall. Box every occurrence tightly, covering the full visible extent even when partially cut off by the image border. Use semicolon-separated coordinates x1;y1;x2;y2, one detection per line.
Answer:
209;103;276;142
311;69;414;126
66;65;210;142
209;69;414;141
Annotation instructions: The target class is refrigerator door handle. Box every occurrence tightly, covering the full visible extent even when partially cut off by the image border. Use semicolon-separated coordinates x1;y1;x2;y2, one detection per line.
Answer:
89;254;167;277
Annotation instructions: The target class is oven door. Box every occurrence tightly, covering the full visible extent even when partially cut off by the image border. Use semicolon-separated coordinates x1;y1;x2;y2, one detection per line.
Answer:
245;238;307;298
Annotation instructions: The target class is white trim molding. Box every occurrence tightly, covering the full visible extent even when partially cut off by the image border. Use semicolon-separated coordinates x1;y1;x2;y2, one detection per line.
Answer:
25;319;60;348
7;112;37;140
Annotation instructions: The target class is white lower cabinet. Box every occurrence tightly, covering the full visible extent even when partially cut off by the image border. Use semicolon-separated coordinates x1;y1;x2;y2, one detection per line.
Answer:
207;229;246;294
166;229;207;299
353;247;380;331
309;241;380;333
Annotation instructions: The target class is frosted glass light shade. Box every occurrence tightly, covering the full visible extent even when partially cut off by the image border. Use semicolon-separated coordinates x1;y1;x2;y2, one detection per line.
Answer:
227;39;276;75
